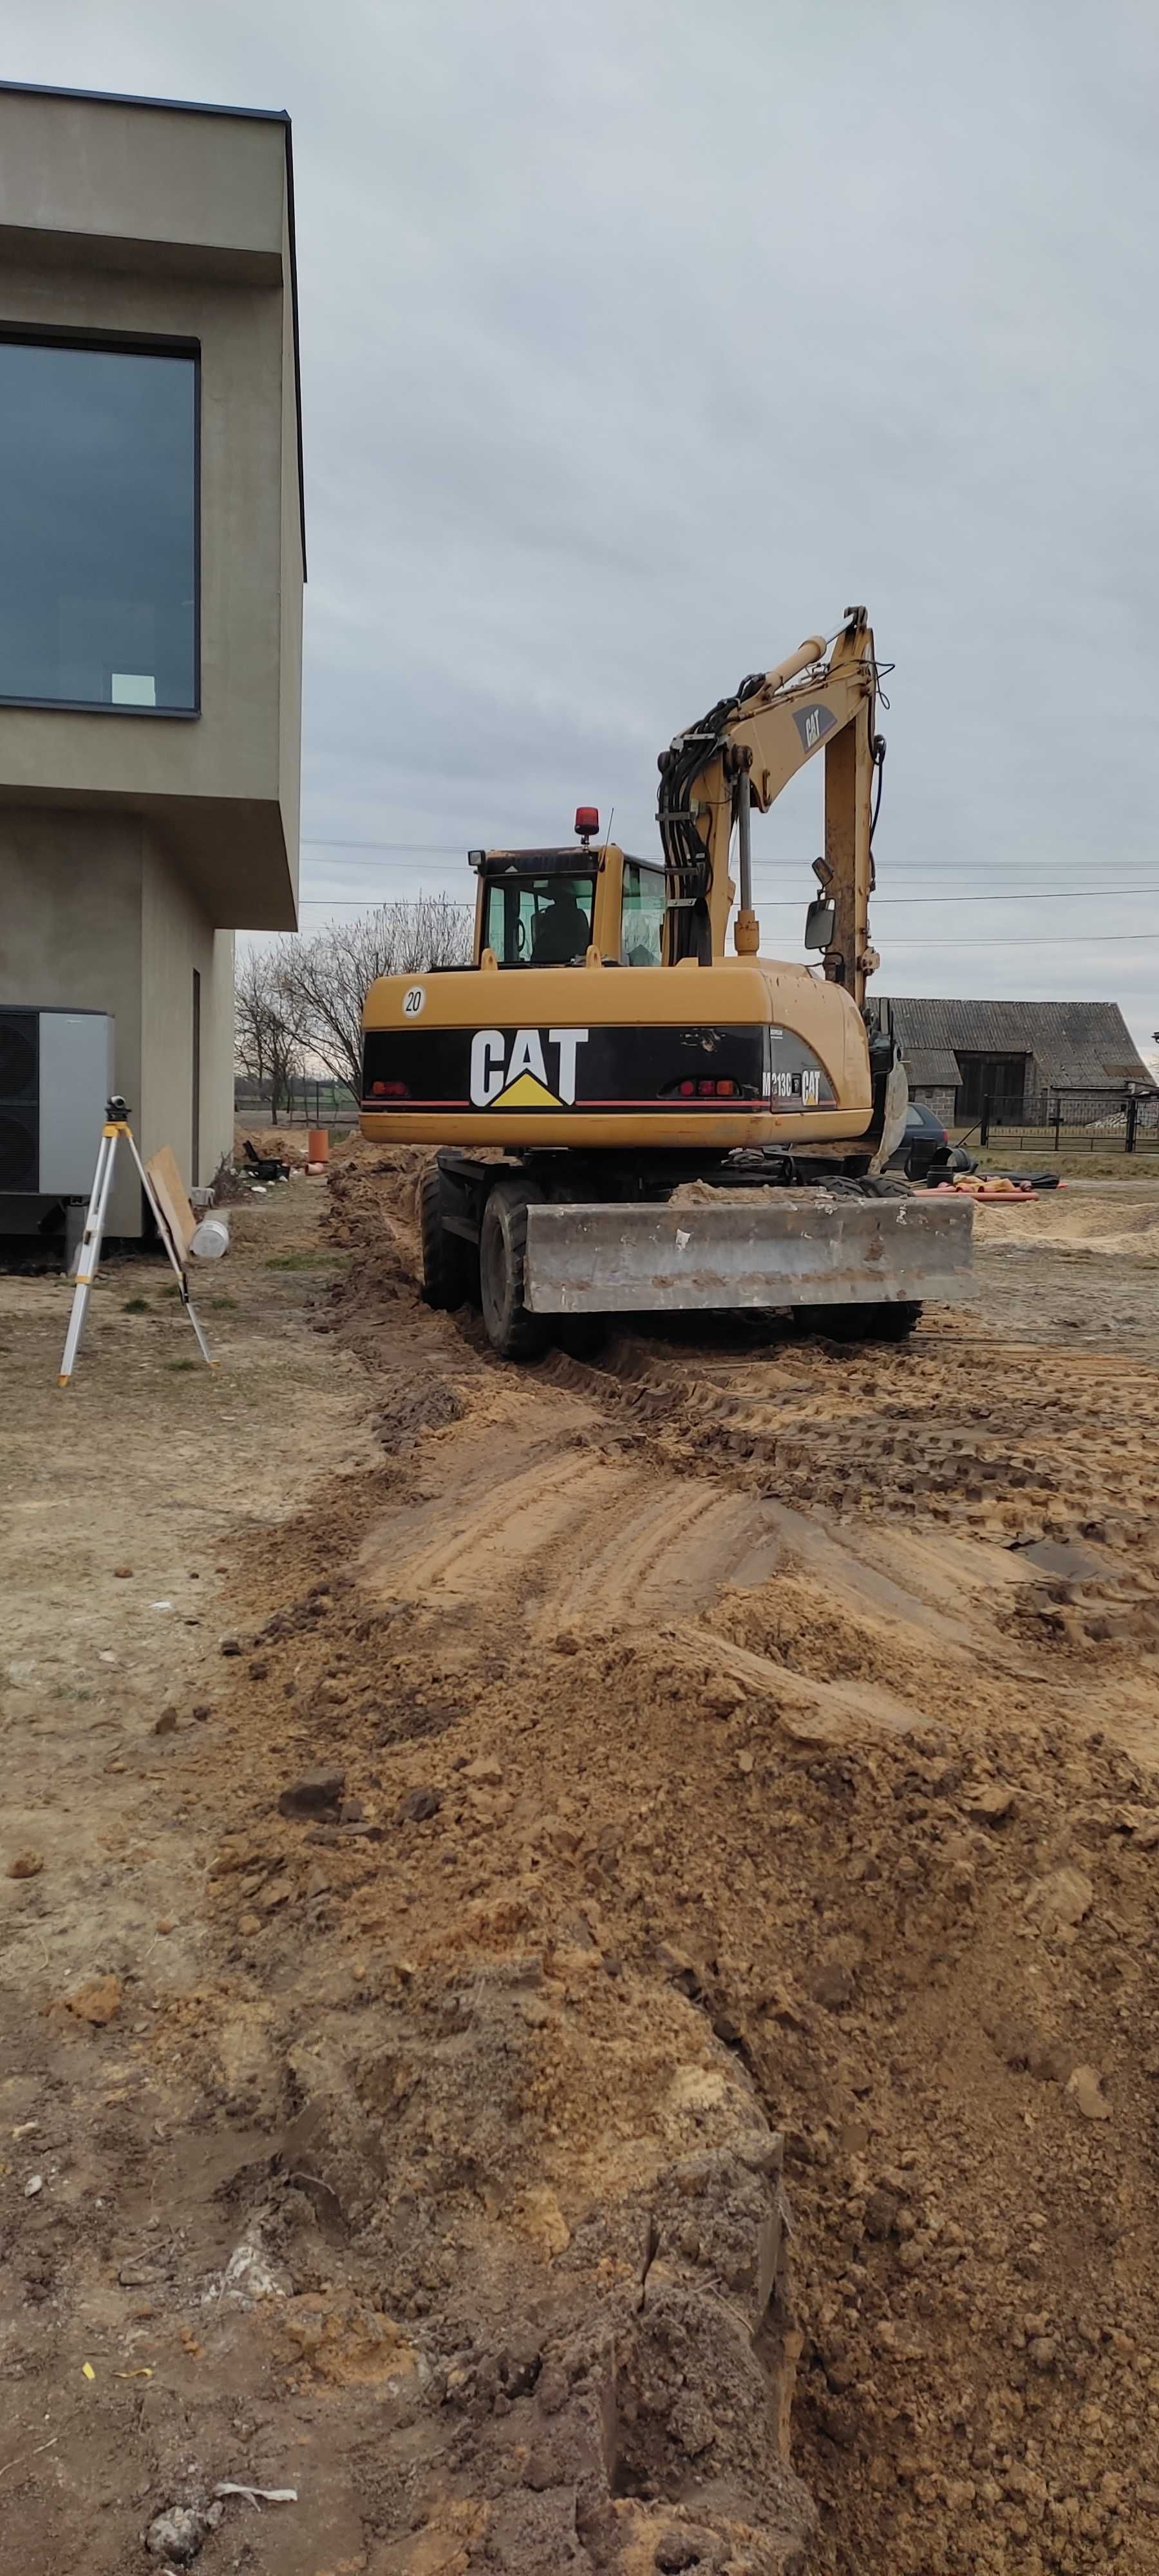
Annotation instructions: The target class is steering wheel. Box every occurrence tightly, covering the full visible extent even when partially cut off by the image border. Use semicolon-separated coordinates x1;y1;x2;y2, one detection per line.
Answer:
514;915;527;956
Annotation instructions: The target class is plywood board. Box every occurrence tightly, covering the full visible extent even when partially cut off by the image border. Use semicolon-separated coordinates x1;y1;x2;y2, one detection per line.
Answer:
146;1146;196;1261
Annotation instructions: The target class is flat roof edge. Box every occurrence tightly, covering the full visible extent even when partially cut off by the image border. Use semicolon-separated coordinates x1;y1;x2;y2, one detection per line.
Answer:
0;77;290;123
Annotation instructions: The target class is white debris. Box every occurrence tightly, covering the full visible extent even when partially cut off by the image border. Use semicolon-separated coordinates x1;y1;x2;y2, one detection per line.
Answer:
214;2482;298;2505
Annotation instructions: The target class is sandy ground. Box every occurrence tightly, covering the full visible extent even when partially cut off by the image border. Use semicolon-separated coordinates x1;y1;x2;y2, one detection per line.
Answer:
3;1157;1159;2575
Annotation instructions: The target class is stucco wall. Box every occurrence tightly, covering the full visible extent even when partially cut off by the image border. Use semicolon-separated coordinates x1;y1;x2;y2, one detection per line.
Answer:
203;931;236;1186
140;844;232;1194
0;807;144;1229
1;810;234;1231
0;89;287;274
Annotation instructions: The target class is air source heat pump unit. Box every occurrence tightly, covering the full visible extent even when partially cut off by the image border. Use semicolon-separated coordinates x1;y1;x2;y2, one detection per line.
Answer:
0;1009;115;1196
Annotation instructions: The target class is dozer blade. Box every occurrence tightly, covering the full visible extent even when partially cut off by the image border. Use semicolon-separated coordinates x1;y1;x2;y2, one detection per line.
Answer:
523;1192;974;1316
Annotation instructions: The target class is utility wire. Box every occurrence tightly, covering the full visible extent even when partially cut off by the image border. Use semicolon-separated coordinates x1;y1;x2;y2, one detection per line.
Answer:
300;887;1159;909
296;895;1159;945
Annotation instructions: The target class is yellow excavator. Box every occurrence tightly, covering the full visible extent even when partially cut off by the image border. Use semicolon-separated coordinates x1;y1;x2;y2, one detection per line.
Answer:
361;609;972;1354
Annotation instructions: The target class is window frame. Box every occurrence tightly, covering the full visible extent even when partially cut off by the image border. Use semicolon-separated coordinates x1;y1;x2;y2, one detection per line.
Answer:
621;857;667;967
480;868;596;966
0;321;202;719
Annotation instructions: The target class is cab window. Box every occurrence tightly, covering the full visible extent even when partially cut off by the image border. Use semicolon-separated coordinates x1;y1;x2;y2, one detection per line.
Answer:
621;861;665;965
481;873;594;965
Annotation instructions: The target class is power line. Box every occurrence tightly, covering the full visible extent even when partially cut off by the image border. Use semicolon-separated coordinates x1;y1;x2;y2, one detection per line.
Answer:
301;844;1159;882
294;896;1159;947
301;835;463;853
299;842;1159;894
301;886;1159;909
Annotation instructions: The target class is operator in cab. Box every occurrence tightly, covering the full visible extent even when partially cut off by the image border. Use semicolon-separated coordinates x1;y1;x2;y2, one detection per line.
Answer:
531;880;591;965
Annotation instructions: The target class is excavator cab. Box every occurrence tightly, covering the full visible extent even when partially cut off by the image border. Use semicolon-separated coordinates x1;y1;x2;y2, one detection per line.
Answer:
471;813;672;974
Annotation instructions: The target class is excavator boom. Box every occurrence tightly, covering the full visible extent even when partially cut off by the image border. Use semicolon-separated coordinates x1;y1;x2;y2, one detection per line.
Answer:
659;608;878;994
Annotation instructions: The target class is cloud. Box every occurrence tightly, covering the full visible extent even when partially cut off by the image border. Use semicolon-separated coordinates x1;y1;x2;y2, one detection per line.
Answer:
8;0;1159;1041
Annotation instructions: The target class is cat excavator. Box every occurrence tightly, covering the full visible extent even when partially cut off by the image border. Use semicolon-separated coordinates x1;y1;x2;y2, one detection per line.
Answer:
360;609;973;1354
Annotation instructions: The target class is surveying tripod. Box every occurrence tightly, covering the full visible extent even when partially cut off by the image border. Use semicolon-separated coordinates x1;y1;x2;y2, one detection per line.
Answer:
58;1097;213;1387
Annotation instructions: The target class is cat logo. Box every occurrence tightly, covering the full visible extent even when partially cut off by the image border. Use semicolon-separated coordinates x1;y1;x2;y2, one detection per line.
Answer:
793;702;836;753
469;1027;589;1110
801;1067;821;1108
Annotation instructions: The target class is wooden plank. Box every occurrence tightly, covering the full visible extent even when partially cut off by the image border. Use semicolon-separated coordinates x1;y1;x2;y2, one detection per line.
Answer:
146;1146;196;1261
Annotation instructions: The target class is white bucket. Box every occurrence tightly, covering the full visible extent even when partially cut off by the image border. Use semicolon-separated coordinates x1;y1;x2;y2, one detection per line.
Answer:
190;1213;230;1261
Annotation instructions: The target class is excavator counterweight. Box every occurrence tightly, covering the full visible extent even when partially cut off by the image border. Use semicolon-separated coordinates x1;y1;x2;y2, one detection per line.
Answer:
361;614;974;1354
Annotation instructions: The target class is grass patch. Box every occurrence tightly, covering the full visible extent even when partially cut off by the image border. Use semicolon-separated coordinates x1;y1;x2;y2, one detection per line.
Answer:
203;1294;238;1312
167;1358;198;1372
264;1249;336;1271
162;1283;182;1300
122;1295;150;1314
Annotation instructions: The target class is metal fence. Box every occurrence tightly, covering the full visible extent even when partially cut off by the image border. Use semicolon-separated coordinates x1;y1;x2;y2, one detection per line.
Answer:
970;1085;1159;1155
235;1080;358;1129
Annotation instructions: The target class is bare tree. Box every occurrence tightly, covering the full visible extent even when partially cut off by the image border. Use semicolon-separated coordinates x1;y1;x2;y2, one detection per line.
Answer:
234;942;310;1124
279;895;473;1096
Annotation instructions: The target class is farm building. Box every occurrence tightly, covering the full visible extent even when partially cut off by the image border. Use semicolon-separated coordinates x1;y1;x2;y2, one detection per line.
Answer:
888;998;1151;1128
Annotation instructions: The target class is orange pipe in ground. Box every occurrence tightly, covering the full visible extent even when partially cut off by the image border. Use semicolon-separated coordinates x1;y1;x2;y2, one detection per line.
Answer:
307;1128;330;1165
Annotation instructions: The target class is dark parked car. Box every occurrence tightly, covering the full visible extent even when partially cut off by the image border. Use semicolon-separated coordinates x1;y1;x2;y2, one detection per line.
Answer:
888;1101;978;1184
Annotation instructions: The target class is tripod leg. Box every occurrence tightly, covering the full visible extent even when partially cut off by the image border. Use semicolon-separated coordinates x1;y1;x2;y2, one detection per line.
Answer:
122;1128;214;1369
58;1129;118;1386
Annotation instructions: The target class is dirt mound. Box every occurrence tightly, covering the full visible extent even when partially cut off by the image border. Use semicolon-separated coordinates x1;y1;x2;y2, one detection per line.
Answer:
975;1189;1159;1258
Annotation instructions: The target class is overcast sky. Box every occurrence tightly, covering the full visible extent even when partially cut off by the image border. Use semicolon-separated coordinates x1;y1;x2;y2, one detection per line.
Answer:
9;0;1159;1052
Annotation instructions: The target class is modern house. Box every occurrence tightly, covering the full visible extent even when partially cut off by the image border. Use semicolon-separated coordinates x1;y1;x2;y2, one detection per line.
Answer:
889;998;1151;1128
0;79;303;1237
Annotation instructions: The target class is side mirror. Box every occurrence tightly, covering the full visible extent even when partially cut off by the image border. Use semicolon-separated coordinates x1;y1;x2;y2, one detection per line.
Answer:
804;896;836;952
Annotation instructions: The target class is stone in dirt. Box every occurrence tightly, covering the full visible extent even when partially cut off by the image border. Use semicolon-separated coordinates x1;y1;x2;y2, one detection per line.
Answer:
145;2500;221;2562
1065;2064;1111;2121
965;1783;1015;1824
278;1766;346;1817
153;1707;179;1737
701;1676;747;1719
64;1974;122;2026
1026;1865;1094;1930
397;1785;442;1823
811;1958;857;2010
1115;1804;1159;1849
7;1849;43;1879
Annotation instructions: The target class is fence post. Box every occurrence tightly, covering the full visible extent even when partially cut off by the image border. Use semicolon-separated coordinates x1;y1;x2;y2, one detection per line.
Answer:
980;1093;990;1148
1126;1090;1138;1157
1053;1094;1061;1153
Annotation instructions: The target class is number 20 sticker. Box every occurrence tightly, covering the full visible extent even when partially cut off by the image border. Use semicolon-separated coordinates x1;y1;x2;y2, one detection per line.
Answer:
402;985;426;1018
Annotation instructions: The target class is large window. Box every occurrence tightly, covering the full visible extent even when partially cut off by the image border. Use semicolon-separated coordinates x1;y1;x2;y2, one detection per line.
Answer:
0;334;198;714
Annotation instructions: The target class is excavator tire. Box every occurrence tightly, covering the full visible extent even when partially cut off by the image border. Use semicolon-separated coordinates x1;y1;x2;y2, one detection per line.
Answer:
479;1175;548;1359
420;1165;476;1312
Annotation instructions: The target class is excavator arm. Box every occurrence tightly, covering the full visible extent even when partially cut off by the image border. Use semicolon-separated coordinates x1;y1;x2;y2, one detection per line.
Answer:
657;607;881;1003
